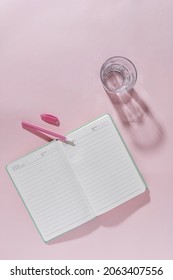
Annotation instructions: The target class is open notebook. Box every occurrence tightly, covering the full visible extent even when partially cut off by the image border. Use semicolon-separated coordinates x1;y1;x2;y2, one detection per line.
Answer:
7;115;147;242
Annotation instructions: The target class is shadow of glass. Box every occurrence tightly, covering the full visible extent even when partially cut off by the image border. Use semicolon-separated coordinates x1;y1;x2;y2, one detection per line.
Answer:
108;89;165;149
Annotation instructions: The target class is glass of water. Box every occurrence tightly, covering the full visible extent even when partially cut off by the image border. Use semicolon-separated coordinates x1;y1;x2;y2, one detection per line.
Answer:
100;56;144;122
100;56;137;96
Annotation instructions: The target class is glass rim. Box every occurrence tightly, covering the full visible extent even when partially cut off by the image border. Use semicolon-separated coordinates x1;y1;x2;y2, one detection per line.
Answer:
100;56;137;91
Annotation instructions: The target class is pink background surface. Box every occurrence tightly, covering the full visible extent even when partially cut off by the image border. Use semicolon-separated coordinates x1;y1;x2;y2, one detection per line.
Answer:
1;0;173;259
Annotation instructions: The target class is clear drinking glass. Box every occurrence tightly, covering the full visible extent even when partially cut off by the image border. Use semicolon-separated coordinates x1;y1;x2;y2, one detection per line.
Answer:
100;56;137;95
100;56;144;122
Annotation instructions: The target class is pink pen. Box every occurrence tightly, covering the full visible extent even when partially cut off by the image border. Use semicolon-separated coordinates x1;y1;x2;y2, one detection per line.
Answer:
21;121;74;144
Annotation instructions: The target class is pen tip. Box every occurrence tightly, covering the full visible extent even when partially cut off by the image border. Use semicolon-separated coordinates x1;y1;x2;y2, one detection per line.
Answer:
65;138;75;145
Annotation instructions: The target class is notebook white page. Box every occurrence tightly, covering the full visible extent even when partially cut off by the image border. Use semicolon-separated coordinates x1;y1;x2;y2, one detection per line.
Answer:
61;115;147;215
7;141;95;242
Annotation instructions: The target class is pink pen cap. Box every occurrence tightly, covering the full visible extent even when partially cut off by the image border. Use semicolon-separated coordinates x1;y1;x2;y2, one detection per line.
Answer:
40;114;60;126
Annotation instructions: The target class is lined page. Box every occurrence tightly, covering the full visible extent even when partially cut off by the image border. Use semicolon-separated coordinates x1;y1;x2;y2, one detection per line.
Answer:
61;115;147;215
7;141;95;241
